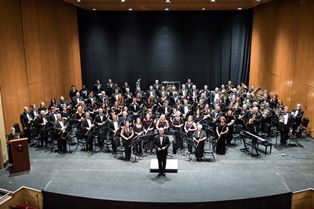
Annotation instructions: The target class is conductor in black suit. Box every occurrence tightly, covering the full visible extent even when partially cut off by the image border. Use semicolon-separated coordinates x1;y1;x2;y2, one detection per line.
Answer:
154;128;170;177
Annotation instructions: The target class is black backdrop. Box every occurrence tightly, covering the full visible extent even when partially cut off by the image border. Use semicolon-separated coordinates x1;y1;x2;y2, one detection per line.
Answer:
78;10;252;90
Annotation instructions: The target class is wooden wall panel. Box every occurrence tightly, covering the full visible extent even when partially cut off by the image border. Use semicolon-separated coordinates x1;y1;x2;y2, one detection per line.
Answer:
0;0;82;135
250;0;314;137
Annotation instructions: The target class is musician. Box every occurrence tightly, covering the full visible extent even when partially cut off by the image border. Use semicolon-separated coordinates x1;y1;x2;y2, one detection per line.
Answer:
106;78;115;96
58;96;69;111
153;80;161;95
48;98;58;110
54;113;67;154
194;108;203;124
181;99;190;118
30;104;39;121
120;121;134;161
147;85;156;98
133;117;144;156
216;116;229;155
280;106;293;145
160;100;171;119
249;106;262;135
156;114;170;133
189;85;199;103
109;114;120;153
60;106;69;120
38;101;47;113
75;106;85;122
79;84;89;99
225;110;235;145
72;92;83;108
124;87;133;105
118;111;131;127
81;112;95;153
292;103;304;136
93;79;102;94
185;78;193;90
179;84;188;99
261;102;273;137
7;126;20;163
143;113;155;153
122;81;130;94
129;97;141;120
94;108;107;149
69;85;78;98
20;106;32;140
154;128;170;177
193;124;207;161
171;111;184;154
98;91;108;106
48;106;58;123
184;115;197;154
37;110;49;147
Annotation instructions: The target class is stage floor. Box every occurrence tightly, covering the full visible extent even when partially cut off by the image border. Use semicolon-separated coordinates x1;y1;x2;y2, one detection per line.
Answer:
0;137;314;203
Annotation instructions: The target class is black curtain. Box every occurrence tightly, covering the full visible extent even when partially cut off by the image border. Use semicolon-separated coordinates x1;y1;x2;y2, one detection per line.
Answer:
78;10;252;90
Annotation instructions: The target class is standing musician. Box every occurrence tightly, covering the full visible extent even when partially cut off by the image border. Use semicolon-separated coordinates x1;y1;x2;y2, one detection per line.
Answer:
133;117;144;156
225;110;235;145
20;106;33;141
143;113;155;153
120;121;134;161
81;112;95;153
54;113;67;154
216;116;229;155
154;128;170;177
37;110;50;147
292;103;304;136
94;108;107;150
109;114;120;153
279;106;293;145
156;114;170;133
193;124;207;161
171;111;184;154
184;115;197;154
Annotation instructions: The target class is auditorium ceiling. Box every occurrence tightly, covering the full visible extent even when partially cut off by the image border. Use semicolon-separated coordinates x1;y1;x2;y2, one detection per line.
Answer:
63;0;272;11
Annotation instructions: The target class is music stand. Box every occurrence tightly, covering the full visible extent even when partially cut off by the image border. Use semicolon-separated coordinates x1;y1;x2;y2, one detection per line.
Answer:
130;134;145;163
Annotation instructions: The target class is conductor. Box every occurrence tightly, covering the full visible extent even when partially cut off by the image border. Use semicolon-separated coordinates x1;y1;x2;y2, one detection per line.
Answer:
154;128;170;177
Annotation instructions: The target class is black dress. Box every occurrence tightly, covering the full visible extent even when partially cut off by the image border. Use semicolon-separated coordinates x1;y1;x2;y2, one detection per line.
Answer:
133;124;143;155
193;130;206;160
121;127;133;160
216;124;228;155
143;119;154;151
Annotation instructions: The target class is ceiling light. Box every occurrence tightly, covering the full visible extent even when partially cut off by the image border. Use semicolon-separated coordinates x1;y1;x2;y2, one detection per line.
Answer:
128;8;133;11
202;8;206;10
210;0;216;2
237;7;243;10
92;8;96;11
77;0;81;3
121;0;126;3
165;8;169;11
165;0;171;3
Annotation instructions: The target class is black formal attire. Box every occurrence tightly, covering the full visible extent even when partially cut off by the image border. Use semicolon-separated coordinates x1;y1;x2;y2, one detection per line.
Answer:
133;124;143;155
193;130;207;160
172;116;184;154
69;88;78;98
225;115;235;145
292;108;304;136
216;124;228;155
81;118;94;152
94;114;107;148
185;121;196;153
143;118;154;152
154;134;170;175
280;113;293;145
37;116;49;147
54;120;67;153
108;119;120;153
121;127;133;160
20;112;32;140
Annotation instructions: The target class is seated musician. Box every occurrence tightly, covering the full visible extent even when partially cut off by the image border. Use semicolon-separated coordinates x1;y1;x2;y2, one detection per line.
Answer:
193;124;207;161
179;84;188;99
79;84;89;99
143;113;155;153
181;99;190;118
120;121;134;161
81;112;95;153
129;97;141;121
194;108;203;124
160;100;171;119
171;111;184;154
72;92;83;108
184;115;197;154
7;126;20;163
249;106;262;135
54;113;67;154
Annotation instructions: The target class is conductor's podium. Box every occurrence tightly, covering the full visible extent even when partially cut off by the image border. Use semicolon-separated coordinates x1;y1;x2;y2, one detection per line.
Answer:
150;159;178;173
10;138;30;173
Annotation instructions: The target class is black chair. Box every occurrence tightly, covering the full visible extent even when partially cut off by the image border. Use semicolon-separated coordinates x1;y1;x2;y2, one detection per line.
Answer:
232;124;243;144
75;129;86;151
203;138;216;162
113;137;125;159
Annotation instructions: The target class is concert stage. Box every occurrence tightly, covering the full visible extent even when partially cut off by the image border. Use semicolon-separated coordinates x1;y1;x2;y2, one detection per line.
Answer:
0;137;314;208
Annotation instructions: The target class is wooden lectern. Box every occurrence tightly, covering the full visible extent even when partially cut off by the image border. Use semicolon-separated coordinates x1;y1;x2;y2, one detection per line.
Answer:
10;138;30;173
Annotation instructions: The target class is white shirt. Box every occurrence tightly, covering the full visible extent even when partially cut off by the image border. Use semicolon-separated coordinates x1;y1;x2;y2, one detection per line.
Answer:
113;121;119;130
284;114;289;125
87;119;92;128
160;136;163;145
